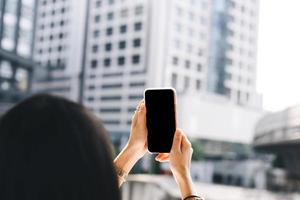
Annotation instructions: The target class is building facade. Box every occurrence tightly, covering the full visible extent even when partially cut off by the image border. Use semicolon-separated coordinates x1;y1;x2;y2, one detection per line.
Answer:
0;0;35;114
32;0;87;101
32;0;262;142
83;0;261;139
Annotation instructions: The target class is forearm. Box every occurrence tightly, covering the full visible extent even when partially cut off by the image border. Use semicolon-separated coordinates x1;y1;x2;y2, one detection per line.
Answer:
174;173;197;199
114;144;144;187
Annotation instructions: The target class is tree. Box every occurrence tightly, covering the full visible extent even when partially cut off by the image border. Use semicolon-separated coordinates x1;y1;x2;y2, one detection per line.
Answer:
191;139;204;161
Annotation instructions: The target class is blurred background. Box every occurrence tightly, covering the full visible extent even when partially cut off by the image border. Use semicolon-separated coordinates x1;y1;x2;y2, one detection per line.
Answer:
1;0;300;199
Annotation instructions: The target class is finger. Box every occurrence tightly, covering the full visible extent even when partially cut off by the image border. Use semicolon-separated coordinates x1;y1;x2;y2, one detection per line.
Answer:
171;129;183;153
137;102;146;124
157;153;169;157
155;154;170;162
131;111;138;126
132;100;144;126
155;153;168;160
138;101;145;113
136;100;144;111
156;157;169;162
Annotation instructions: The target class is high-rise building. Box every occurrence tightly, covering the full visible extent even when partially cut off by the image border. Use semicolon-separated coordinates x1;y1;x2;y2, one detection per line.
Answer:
209;0;261;107
0;0;35;114
32;0;87;101
83;0;212;139
83;0;261;140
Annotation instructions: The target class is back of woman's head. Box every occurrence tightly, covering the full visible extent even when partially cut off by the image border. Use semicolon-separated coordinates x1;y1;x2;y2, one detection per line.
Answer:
0;94;120;200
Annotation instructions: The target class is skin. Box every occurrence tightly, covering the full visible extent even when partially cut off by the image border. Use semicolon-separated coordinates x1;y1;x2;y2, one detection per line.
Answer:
114;101;197;198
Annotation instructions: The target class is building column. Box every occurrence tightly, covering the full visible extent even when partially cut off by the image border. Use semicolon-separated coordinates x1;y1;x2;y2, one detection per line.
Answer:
0;0;7;47
13;0;22;53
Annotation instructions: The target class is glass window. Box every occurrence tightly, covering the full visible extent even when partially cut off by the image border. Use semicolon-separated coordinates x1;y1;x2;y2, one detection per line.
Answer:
119;41;126;49
105;43;112;51
95;15;101;22
118;57;125;66
92;45;99;53
135;5;143;15
196;80;201;90
107;12;114;20
171;73;177;88
57;45;63;52
184;76;190;90
94;30;100;38
129;82;145;87
106;27;113;36
101;95;122;101
134;22;142;31
128;95;143;100
19;29;31;44
185;60;191;68
121;8;128;17
132;55;140;64
172;57;178;65
102;84;122;89
91;60;98;68
0;62;13;78
59;33;64;39
104;58;111;67
95;0;102;7
133;38;141;47
60;20;65;26
120;25;127;33
21;4;33;20
176;7;182;16
226;58;233;65
197;63;202;72
16;68;28;91
5;0;18;14
103;120;120;125
88;85;96;90
100;108;121;113
87;96;95;102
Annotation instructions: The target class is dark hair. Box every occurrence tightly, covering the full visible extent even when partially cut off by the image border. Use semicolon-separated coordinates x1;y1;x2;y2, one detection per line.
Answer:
0;94;120;200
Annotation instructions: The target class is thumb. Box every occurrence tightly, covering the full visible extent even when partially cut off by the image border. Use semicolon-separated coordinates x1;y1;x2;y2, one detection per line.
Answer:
181;133;192;151
171;129;183;153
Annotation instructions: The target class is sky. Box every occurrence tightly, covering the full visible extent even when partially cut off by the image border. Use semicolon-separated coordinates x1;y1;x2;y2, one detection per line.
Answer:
257;0;300;112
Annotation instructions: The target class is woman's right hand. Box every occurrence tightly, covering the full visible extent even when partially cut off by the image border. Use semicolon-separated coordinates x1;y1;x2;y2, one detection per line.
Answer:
156;129;197;198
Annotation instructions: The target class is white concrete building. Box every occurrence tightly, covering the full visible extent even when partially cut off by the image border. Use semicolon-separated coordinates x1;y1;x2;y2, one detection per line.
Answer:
32;0;87;101
83;0;212;137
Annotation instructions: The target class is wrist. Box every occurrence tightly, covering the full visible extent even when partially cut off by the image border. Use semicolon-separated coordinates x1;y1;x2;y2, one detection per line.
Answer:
114;144;144;175
172;171;195;198
126;142;147;159
174;171;192;185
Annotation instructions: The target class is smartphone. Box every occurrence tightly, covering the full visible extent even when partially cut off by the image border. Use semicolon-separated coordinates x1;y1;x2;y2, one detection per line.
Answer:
144;88;177;153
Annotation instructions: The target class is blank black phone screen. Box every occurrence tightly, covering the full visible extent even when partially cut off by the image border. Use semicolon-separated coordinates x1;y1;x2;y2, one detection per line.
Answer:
145;89;176;153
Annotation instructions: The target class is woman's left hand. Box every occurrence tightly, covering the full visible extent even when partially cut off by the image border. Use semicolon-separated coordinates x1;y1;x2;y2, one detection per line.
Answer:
126;100;148;158
114;100;148;186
